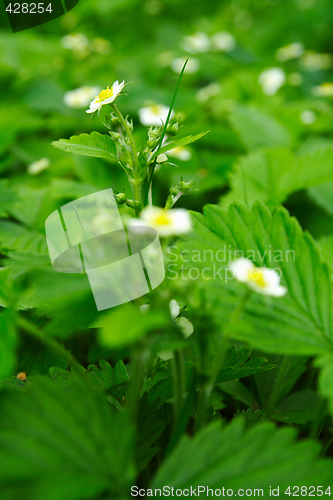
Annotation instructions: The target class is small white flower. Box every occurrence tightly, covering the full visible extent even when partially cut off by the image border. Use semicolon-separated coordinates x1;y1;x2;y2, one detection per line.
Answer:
196;82;221;103
64;86;101;109
169;299;180;319
258;68;286;96
180;32;211;53
275;42;304;61
176;316;194;338
300;110;316;124
138;104;174;126
171;57;200;74
86;80;125;114
169;299;194;338
27;157;50;175
61;33;90;56
130;206;192;237
167;146;192;161
230;257;287;297
211;31;236;52
300;51;333;71
312;82;333;97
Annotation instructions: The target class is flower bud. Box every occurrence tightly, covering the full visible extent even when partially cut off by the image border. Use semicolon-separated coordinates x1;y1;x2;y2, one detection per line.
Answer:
126;199;141;211
114;193;127;204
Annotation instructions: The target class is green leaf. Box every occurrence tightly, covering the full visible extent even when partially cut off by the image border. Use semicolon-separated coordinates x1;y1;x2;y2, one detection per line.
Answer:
308;180;333;218
52;131;117;160
230;105;292;150
175;201;333;355
150;132;209;160
221;146;333;210
0;373;135;499
0;221;48;255
0;310;17;379
315;355;333;417
99;306;169;348
272;389;323;424
148;347;272;404
152;419;332;490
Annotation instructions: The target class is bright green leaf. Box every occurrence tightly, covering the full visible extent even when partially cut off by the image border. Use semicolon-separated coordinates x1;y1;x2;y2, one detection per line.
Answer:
52;131;117;160
152;419;332;489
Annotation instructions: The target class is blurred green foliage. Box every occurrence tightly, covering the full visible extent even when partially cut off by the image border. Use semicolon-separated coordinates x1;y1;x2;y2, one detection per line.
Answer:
2;0;333;497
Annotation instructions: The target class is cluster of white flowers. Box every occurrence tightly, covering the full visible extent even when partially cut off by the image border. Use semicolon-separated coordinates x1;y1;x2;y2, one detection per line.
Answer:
275;42;304;62
230;258;287;297
181;31;236;54
86;80;125;114
129;206;192;237
300;110;316;124
138;104;174;126
312;82;333;97
196;82;221;104
27;157;50;175
61;33;111;58
258;67;286;96
171;56;200;74
300;51;333;71
64;86;101;109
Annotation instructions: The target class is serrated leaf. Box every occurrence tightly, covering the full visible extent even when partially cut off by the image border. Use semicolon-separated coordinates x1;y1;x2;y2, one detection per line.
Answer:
221;146;333;210
0;373;135;499
175;201;333;355
0;221;48;255
152;419;332;489
52;131;117;160
230;105;292;150
151;132;208;160
315;355;333;417
272;389;322;424
148;347;272;403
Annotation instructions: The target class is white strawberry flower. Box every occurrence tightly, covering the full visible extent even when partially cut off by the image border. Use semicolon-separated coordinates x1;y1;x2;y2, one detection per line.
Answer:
64;86;101;109
138;104;174;126
258;68;286;96
129;206;192;237
27;157;50;175
275;42;304;61
312;82;333;97
86;80;125;114
180;32;211;53
230;257;287;297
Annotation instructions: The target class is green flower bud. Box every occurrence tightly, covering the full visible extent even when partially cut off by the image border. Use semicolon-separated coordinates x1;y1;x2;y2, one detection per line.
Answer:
126;199;141;211
114;193;127;204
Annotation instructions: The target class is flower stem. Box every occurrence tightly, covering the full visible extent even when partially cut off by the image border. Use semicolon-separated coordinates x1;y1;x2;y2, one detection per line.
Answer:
111;103;138;168
266;355;293;419
111;104;142;214
195;289;252;431
173;350;186;423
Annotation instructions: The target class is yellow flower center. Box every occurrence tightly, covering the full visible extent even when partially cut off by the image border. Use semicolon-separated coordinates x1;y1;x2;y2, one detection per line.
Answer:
96;86;114;103
248;268;266;288
151;104;161;114
154;212;172;226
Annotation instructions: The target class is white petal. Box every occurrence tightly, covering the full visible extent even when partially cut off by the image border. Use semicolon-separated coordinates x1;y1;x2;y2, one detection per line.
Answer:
169;299;180;319
230;257;254;282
